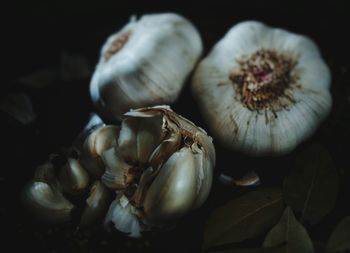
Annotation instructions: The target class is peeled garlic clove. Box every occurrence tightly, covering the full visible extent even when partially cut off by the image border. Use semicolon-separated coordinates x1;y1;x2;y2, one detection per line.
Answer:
59;158;89;194
22;181;74;223
192;21;331;156
80;125;120;178
104;195;144;238
90;13;203;121
143;147;197;224
80;181;112;227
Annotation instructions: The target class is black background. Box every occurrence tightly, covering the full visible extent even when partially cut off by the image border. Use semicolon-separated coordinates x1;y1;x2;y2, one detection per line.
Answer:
2;1;350;252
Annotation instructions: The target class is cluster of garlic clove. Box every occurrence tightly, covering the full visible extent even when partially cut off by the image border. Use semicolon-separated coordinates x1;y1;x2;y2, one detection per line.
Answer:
192;21;332;156
90;13;203;121
22;106;215;238
22;158;112;226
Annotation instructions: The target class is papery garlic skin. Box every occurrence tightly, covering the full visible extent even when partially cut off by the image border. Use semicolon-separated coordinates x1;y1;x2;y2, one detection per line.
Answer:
192;21;331;156
90;13;203;121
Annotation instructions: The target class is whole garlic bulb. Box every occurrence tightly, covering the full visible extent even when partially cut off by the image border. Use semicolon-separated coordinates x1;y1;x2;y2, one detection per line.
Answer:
90;13;203;121
83;105;215;237
192;21;332;156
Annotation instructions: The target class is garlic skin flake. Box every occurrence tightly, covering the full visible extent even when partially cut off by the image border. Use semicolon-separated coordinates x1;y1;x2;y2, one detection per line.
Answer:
90;13;203;121
192;21;332;156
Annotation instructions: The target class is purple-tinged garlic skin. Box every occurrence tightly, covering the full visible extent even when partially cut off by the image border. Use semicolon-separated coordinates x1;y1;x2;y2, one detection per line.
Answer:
192;21;331;156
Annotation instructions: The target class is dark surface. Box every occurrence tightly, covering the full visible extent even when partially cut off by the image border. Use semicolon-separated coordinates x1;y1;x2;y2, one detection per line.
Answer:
2;1;350;252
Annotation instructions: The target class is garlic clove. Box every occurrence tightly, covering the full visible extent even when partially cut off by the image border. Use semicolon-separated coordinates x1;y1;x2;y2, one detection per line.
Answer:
192;21;331;156
90;13;203;121
101;147;132;190
22;181;74;223
191;143;214;208
104;194;144;238
34;161;57;184
117;117;139;162
59;158;89;195
80;125;120;178
143;147;197;224
80;180;112;227
148;133;182;170
136;115;164;163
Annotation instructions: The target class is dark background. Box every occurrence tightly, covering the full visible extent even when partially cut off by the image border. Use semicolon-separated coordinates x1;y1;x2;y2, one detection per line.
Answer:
2;0;350;252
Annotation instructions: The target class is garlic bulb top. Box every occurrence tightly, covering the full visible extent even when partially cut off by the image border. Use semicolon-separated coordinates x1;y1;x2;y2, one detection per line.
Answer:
192;21;331;156
90;13;203;121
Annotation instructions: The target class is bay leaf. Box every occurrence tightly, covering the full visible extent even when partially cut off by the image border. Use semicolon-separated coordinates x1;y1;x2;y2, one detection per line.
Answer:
203;187;284;251
209;244;286;253
263;207;314;253
17;68;59;88
283;144;338;224
313;241;327;253
0;93;36;124
326;216;350;252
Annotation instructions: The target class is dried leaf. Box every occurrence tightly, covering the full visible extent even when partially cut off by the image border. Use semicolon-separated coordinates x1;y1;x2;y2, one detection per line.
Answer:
0;93;36;124
203;187;284;251
313;241;327;253
209;244;286;253
326;216;350;252
283;144;338;224
263;207;314;253
16;68;59;88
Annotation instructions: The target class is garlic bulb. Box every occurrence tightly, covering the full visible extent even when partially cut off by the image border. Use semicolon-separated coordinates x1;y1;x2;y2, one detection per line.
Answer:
192;21;331;155
97;105;215;237
90;13;203;121
22;106;215;238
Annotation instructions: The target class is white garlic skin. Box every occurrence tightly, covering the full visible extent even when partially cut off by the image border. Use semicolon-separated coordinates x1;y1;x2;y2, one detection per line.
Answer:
90;13;203;121
192;21;332;156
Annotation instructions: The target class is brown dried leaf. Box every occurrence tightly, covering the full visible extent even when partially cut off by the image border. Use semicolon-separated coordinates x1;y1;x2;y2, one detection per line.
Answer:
263;207;314;253
326;216;350;252
203;187;284;251
283;144;338;224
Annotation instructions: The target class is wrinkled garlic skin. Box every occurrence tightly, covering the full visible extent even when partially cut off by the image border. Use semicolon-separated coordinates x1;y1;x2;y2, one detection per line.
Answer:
192;21;331;156
90;13;203;121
